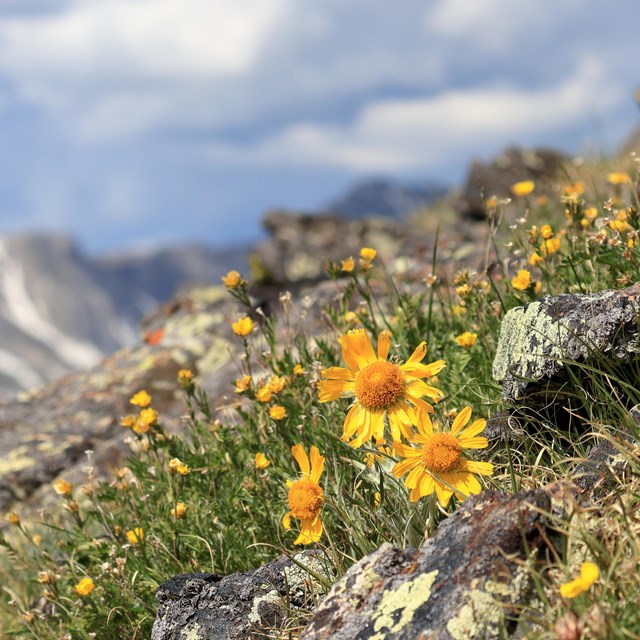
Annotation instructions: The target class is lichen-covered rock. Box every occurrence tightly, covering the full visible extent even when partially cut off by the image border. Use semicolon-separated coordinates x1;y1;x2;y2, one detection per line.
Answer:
301;489;553;640
151;552;329;640
493;283;640;402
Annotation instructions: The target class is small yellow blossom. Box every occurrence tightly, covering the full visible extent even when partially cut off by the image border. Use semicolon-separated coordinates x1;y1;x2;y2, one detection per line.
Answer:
607;172;631;185
172;502;188;519
232;316;255;336
126;528;144;545
168;458;190;476
540;224;553;239
456;284;471;298
341;257;355;272
484;196;498;209
584;207;598;221
178;369;193;385
52;479;73;497
8;513;20;526
511;180;535;197
452;305;466;317
270;405;287;420
120;415;135;429
560;561;599;598
234;374;251;393
529;252;544;266
255;453;271;469
542;236;561;256
293;364;305;376
74;577;95;597
32;534;42;547
562;182;584;196
221;270;241;287
133;408;158;434
256;387;272;403
359;247;377;262
455;332;478;348
268;375;287;393
130;390;151;408
511;269;532;291
344;311;359;324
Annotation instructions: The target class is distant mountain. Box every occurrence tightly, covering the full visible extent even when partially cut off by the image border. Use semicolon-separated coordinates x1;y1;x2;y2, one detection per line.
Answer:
326;178;448;219
0;233;248;398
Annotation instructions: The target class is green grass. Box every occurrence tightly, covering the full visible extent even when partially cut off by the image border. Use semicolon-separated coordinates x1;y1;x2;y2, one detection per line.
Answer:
2;166;640;639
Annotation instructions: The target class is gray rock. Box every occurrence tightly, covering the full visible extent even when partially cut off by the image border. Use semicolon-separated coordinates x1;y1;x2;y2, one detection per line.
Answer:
301;489;553;640
151;552;329;640
493;282;640;402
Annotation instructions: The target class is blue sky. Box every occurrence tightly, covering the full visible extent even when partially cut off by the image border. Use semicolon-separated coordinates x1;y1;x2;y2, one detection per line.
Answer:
0;0;638;253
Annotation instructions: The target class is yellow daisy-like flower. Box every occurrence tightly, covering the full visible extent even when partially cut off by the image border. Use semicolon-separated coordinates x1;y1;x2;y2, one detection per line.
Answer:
126;528;144;545
318;329;445;447
341;257;355;272
283;444;325;545
511;269;531;291
255;452;271;469
270;405;287;420
560;561;599;598
454;332;477;349
232;316;254;336
221;270;241;287
172;502;188;519
130;390;151;408
511;180;535;197
393;407;493;507
74;577;95;597
52;479;73;496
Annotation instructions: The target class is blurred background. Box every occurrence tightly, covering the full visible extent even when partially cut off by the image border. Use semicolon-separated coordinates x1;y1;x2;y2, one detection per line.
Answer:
0;0;639;397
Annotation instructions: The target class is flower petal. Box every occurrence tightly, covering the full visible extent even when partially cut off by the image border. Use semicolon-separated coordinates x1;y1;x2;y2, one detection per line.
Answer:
457;418;487;440
370;410;385;443
377;331;391;360
343;403;366;440
309;446;325;484
282;511;293;530
405;465;424;489
317;379;349;402
419;472;435;498
291;444;310;475
392;456;419;479
321;366;355;381
457;436;489;449
459;459;494;476
339;329;377;370
434;479;454;507
450;406;473;435
401;359;446;378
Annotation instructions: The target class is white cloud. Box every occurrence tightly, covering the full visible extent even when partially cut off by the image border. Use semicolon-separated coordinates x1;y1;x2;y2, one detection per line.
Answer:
203;57;621;173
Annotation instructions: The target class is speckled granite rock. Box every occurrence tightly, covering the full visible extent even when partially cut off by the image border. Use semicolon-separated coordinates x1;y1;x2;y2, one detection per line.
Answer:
151;552;329;640
300;488;556;640
493;282;640;402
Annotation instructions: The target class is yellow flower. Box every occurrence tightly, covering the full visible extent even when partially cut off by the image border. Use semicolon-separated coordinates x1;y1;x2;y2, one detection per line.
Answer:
392;407;493;507
341;257;355;272
232;316;254;336
52;479;73;497
318;329;445;447
234;374;251;393
130;390;151;408
283;444;325;545
359;247;377;262
268;375;287;393
540;224;553;239
542;236;561;256
452;305;466;317
178;369;193;385
74;577;95;597
562;182;584;196
511;269;532;291
7;513;20;526
270;405;287;420
120;415;135;429
133;408;157;434
560;561;599;598
126;528;144;545
168;458;190;476
293;364;305;376
172;502;188;519
610;211;631;233
344;311;359;325
221;270;241;287
454;332;477;349
510;180;535;197
255;453;271;469
484;196;498;209
455;284;471;298
256;387;272;403
607;172;631;185
528;252;544;267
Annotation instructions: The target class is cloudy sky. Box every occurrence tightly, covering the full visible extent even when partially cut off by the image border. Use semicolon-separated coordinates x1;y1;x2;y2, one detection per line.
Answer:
0;0;638;253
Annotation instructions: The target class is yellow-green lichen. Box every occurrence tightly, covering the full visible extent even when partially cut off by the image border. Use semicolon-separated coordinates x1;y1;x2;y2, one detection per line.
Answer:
0;445;34;473
369;570;439;640
179;622;204;640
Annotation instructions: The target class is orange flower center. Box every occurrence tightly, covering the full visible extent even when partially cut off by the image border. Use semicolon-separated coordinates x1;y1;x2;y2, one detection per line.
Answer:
421;433;461;473
288;478;324;520
355;361;405;409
